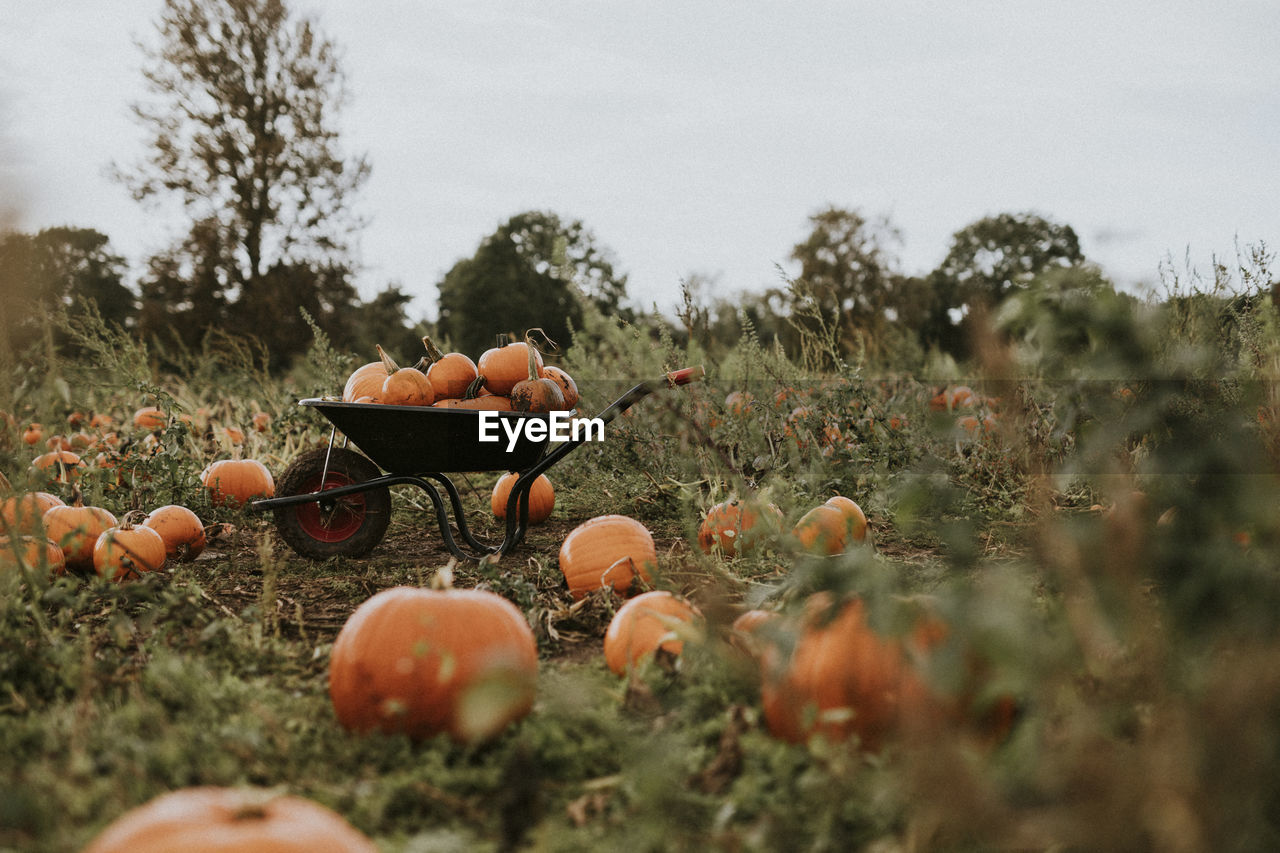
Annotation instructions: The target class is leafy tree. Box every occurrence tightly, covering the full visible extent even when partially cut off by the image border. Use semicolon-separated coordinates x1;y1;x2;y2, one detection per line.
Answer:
436;211;629;356
118;0;370;359
0;227;134;356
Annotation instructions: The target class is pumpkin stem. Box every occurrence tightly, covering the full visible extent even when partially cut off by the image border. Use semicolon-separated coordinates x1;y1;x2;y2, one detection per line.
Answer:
524;334;542;382
69;482;85;508
464;374;487;399
421;334;445;364
121;510;148;529
375;344;400;375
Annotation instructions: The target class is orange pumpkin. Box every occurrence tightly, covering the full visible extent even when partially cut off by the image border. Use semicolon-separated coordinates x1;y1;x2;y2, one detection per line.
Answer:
342;360;386;402
375;345;434;406
93;516;167;581
144;504;207;562
22;423;43;446
478;339;543;397
251;411;271;432
490;472;555;524
823;495;868;542
329;586;538;742
697;498;782;557
729;608;780;660
558;515;657;600
201;459;275;508
82;786;378;853
31;450;83;483
510;339;565;413
603;590;701;676
434;395;513;411
43;490;118;571
542;365;579;410
760;596;927;751
0;536;66;576
1;491;66;535
792;498;868;555
132;406;167;431
420;334;479;400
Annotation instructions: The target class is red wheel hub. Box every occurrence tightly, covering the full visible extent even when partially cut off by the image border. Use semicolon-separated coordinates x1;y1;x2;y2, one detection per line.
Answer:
294;470;367;542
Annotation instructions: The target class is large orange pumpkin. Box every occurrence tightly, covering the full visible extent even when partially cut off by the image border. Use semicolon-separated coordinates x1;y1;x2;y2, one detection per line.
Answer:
342;360;386;402
478;339;543;397
93;516;168;581
144;504;207;562
1;491;66;535
558;515;657;599
329;586;538;742
375;345;434;406
490;472;555;524
420;334;478;400
697;498;782;557
760;596;928;751
43;491;117;571
201;459;275;508
603;590;701;676
82;786;378;853
132;406;167;431
0;536;66;576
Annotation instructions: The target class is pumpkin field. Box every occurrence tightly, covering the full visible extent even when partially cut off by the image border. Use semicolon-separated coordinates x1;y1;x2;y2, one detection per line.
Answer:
4;276;1280;852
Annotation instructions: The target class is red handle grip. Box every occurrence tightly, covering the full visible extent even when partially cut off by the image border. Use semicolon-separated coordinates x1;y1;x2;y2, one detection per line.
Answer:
666;366;705;387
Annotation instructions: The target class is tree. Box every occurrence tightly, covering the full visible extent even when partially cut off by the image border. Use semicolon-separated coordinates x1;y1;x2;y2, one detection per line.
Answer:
436;211;629;357
118;0;370;358
0;227;134;356
788;206;904;362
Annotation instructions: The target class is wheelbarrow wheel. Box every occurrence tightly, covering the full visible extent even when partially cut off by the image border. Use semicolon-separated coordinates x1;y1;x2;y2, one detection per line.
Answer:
274;447;391;559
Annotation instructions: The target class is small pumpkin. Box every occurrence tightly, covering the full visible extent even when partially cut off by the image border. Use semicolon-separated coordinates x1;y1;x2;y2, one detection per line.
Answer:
478;338;543;397
541;365;579;410
201;458;275;508
144;504;207;562
490;472;555;524
376;345;434;406
329;585;538;742
94;513;168;581
22;423;43;446
31;450;83;483
421;334;479;400
792;497;868;555
1;491;66;536
558;515;657;599
603;590;702;676
510;338;565;413
132;406;167;431
0;536;66;576
82;786;378;853
251;411;271;432
43;487;118;571
698;498;783;557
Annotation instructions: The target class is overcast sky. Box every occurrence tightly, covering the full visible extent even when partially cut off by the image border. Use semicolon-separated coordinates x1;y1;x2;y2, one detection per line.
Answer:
3;1;1277;321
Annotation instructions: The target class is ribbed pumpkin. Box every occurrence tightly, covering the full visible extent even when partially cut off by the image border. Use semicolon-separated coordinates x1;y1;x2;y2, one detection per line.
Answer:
542;365;579;410
558;515;657;600
760;596;927;751
144;504;207;562
375;345;434;406
490;472;555;524
421;334;479;400
510;339;565;413
94;515;167;581
342;360;386;402
697;498;782;557
31;450;83;483
82;786;378;853
329;586;538;742
0;536;66;576
478;339;543;397
792;496;868;555
1;491;66;535
132;406;167;431
201;459;275;508
43;489;118;571
603;590;701;676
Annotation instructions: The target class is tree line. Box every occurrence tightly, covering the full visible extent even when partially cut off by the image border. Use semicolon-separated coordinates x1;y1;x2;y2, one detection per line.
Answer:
0;0;1095;375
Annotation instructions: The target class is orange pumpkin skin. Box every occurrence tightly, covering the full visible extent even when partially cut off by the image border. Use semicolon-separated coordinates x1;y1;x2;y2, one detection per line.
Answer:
329;586;538;742
433;395;514;411
1;491;66;535
824;496;868;542
542;366;579;410
82;786;378;853
342;361;386;402
761;597;927;751
43;500;118;571
32;450;83;483
421;336;479;400
697;499;782;557
558;515;657;600
22;423;43;446
380;366;435;406
144;505;207;561
94;521;167;581
603;590;701;676
132;406;167;431
0;536;66;576
729;608;780;660
490;473;555;524
478;341;543;397
200;459;275;508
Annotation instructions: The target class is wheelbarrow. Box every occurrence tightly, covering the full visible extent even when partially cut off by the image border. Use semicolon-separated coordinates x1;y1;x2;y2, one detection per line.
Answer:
251;367;704;561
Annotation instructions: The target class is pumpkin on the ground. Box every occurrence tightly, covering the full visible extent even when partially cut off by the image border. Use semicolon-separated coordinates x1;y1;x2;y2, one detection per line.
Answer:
698;498;782;557
329;585;538;742
94;514;167;581
0;536;66;576
490;473;555;524
82;786;377;853
603;590;701;676
201;458;275;508
144;504;207;562
1;491;66;535
558;514;657;599
132;406;167;431
43;488;117;571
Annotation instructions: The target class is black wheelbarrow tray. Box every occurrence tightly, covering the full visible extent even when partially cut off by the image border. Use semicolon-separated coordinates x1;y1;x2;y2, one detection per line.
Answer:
251;366;704;561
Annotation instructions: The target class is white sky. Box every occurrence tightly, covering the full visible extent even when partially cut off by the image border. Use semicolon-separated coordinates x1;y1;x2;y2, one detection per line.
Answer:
3;1;1278;322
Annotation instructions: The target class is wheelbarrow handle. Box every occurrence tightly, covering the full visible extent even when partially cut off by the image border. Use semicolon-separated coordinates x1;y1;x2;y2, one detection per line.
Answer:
666;366;705;387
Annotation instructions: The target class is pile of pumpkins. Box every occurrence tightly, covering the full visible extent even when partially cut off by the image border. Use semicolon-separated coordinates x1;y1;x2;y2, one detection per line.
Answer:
341;335;579;413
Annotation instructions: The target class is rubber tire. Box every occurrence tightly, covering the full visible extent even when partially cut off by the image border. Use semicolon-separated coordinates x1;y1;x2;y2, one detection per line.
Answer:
274;447;391;559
